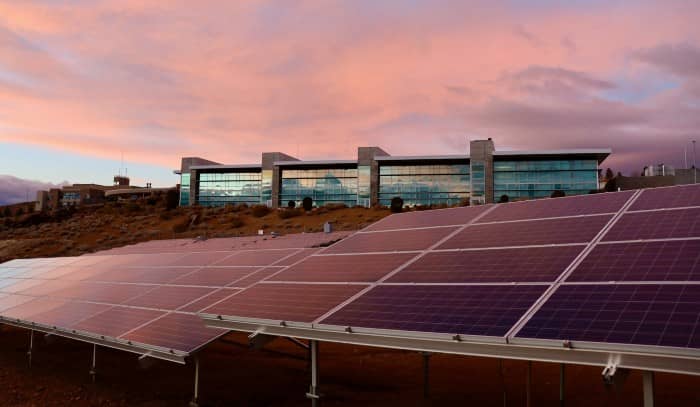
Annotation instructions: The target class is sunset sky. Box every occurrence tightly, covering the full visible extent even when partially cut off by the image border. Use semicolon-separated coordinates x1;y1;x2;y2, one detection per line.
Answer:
0;0;699;189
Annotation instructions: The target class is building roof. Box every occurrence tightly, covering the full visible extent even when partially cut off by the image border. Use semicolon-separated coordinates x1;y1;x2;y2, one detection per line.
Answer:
190;164;262;170
274;159;357;167
493;148;611;163
375;155;469;162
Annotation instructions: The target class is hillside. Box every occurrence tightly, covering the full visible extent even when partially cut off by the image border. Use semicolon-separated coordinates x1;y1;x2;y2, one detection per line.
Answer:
0;200;391;263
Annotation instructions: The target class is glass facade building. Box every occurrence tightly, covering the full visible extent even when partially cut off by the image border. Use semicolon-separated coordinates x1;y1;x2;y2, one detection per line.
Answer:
493;159;599;200
280;167;358;207
196;171;262;206
378;163;470;206
179;141;609;208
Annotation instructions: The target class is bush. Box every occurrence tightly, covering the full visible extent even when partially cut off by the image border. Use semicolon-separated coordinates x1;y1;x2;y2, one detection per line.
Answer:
172;217;190;233
165;189;179;210
302;197;313;211
498;194;509;203
287;200;296;209
278;208;302;219
324;203;347;211
230;215;244;228
550;190;566;198
251;205;271;218
390;197;404;213
159;211;174;220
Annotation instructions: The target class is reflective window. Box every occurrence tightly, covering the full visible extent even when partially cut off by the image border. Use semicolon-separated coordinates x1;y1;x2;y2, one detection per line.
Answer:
280;167;358;207
180;173;190;206
196;171;262;206
357;165;371;207
378;164;470;206
494;159;598;200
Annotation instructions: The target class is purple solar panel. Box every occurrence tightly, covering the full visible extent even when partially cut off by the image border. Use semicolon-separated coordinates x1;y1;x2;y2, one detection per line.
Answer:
269;253;417;283
438;215;612;250
212;249;300;266
122;313;225;352
177;288;239;313
567;240;700;282
71;306;164;338
163;251;235;267
52;282;153;304
27;301;111;328
203;283;367;323
323;227;459;254
321;285;546;337
0;294;34;312
389;246;584;283
2;297;66;321
630;184;700;211
125;286;216;310
87;267;198;284
170;267;261;287
517;284;700;348
603;208;700;241
479;191;634;223
274;248;320;266
364;205;493;232
231;267;284;287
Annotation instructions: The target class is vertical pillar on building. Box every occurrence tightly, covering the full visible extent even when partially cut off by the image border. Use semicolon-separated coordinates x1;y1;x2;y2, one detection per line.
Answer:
262;152;299;209
469;139;495;204
357;147;390;207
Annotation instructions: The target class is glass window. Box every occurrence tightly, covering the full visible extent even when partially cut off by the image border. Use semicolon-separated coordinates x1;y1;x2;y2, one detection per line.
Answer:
378;163;470;207
493;159;599;201
196;170;262;207
280;167;359;207
180;173;190;206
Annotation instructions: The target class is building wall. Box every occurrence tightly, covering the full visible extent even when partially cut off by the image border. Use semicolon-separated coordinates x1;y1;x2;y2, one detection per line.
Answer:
469;139;495;204
493;159;599;200
377;161;470;206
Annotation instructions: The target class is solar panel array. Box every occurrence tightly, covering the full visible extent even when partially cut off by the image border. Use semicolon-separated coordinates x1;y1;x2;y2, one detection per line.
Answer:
0;232;350;360
202;185;700;356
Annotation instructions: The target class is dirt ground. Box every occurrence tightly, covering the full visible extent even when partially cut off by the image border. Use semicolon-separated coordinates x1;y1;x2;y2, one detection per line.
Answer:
0;325;698;407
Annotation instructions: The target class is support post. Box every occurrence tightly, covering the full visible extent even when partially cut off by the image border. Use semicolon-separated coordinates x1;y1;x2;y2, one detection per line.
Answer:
189;357;200;407
643;371;654;407
89;344;97;382
306;340;320;406
559;363;565;407
526;361;532;407
498;359;506;407
422;352;431;399
27;330;34;368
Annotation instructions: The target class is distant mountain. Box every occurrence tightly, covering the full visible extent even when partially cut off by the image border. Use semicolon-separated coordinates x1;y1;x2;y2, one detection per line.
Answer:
0;175;69;205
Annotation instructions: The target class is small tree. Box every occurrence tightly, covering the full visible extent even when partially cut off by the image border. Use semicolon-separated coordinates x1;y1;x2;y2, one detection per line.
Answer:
605;168;614;180
498;194;509;203
288;200;296;209
302;197;313;211
390;196;404;213
165;189;179;210
550;190;566;198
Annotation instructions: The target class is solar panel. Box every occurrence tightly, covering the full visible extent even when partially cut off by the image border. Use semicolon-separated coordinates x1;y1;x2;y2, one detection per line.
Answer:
320;285;547;337
364;205;493;232
71;306;165;339
516;284;700;348
177;288;239;313
21;301;111;328
438;215;612;250
602;208;700;241
203;283;368;323
269;253;418;282
478;190;634;223
231;267;286;288
121;312;225;353
170;267;261;287
87;266;197;284
630;183;700;211
567;240;700;282
388;246;585;283
323;227;459;254
211;249;300;266
124;286;216;310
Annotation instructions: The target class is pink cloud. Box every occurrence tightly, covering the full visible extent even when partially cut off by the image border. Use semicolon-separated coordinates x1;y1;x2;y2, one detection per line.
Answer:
0;0;698;175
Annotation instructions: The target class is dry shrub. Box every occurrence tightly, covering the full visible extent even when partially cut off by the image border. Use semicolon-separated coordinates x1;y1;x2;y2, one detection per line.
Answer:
231;215;244;228
277;208;302;219
172;217;190;233
251;205;270;218
324;203;347;211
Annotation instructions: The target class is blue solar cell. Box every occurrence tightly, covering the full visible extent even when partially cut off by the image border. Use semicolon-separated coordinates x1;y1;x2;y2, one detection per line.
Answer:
516;284;700;348
603;208;700;241
321;285;546;337
568;240;700;282
438;215;611;250
630;184;700;211
389;246;584;283
479;191;634;223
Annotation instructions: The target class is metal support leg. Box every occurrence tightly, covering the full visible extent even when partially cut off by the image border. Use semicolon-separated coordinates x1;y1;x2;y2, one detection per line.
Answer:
306;340;320;406
525;361;532;407
422;352;431;399
559;364;565;407
642;371;654;407
89;344;97;382
27;330;34;368
498;359;507;407
189;357;200;407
